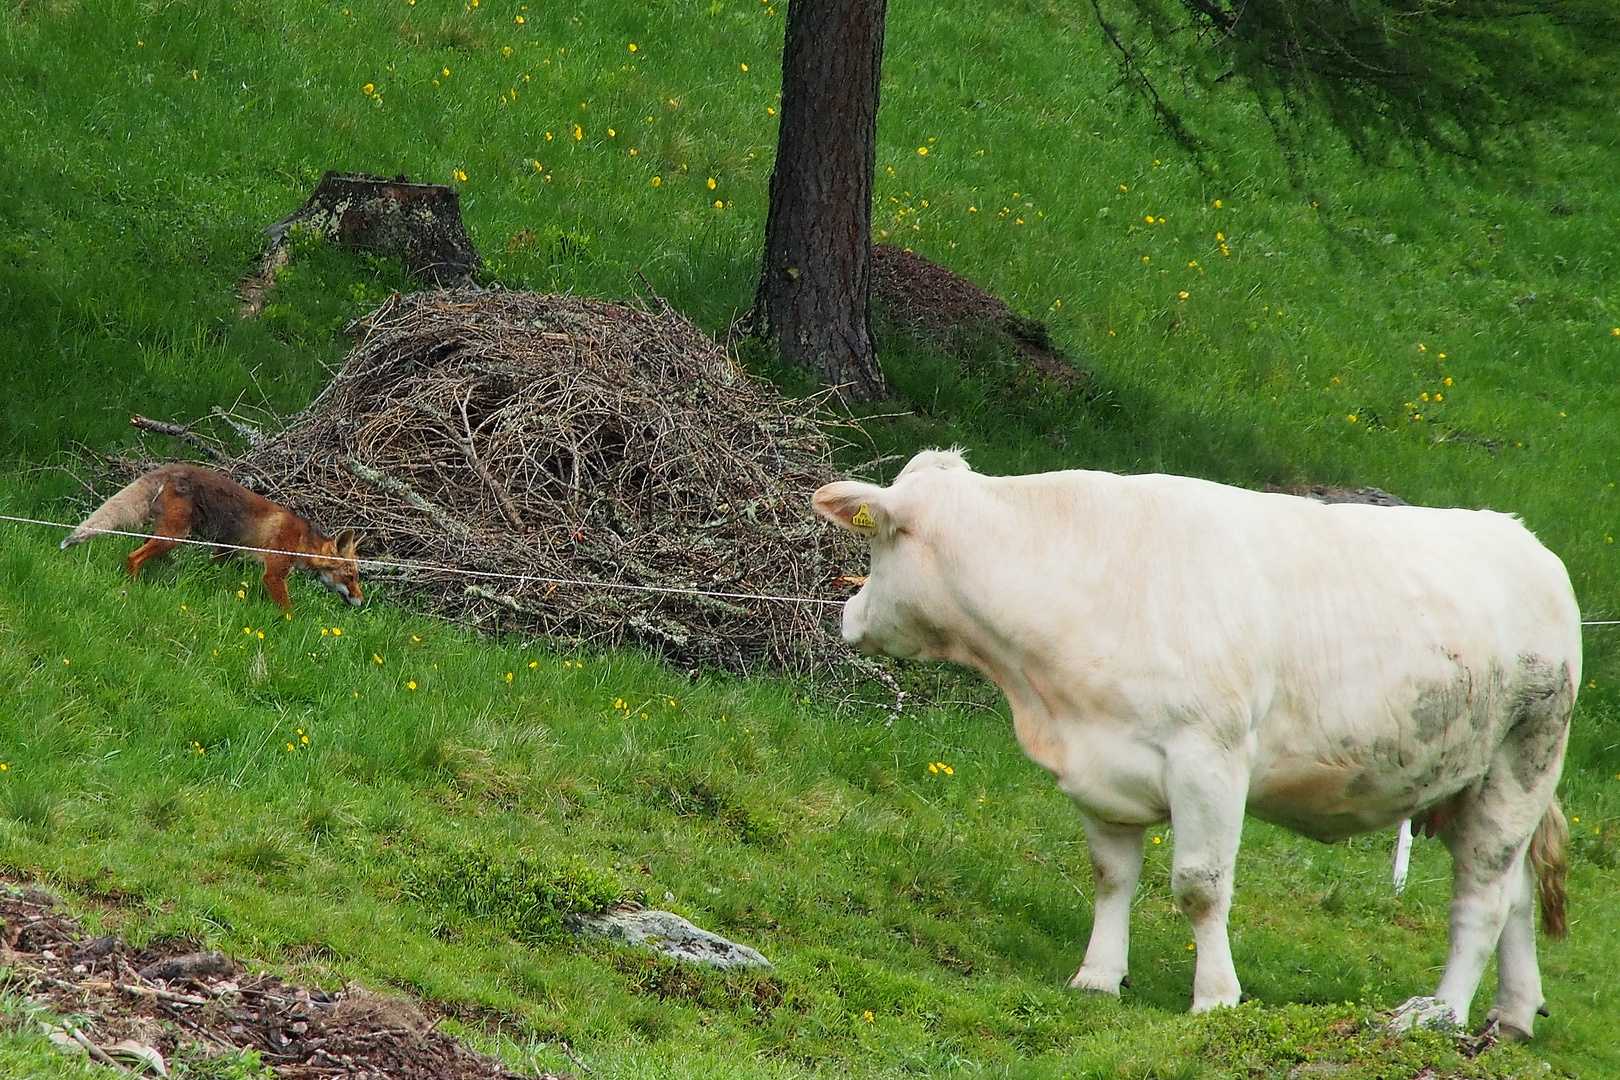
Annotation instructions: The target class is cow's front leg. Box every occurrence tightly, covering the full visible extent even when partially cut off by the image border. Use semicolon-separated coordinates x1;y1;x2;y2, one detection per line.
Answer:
1166;745;1248;1013
1069;815;1145;995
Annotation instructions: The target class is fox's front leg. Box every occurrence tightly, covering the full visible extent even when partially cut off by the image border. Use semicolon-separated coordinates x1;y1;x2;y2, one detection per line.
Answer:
1069;815;1145;995
259;555;294;611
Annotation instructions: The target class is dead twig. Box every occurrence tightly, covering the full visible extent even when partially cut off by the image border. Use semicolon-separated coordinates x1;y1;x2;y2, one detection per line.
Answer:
129;415;228;461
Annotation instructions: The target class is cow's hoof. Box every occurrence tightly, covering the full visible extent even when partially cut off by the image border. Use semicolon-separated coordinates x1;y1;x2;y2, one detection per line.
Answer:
1189;995;1241;1014
1067;969;1124;996
1387;996;1462;1035
1482;1007;1534;1041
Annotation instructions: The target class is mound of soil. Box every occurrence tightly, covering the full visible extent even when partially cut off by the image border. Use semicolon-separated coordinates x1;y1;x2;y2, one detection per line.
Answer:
2;884;563;1080
142;289;867;674
869;244;1083;385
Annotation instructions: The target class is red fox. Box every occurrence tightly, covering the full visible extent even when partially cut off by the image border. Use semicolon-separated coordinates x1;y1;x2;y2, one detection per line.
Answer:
60;464;363;611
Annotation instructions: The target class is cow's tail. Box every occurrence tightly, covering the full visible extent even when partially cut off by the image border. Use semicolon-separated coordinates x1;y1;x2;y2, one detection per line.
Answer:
1530;799;1568;939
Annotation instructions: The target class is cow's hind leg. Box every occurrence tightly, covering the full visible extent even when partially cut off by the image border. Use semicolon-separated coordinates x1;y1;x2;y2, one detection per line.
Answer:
1069;816;1144;996
1483;854;1542;1039
1427;666;1570;1036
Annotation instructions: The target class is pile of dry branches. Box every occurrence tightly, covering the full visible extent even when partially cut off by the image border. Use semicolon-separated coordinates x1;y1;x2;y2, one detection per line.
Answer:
218;289;861;672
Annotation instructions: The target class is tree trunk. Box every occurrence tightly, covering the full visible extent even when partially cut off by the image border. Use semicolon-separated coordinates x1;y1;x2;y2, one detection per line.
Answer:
749;0;889;403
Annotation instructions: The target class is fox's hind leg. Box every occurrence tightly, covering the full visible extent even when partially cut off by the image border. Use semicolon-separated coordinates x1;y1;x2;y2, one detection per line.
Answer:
125;538;183;578
126;490;195;578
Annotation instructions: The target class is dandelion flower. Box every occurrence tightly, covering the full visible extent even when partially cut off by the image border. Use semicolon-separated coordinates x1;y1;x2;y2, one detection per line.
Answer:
573;125;583;140
1153;836;1162;844
515;14;525;22
629;42;638;51
1119;184;1129;192
506;672;514;683
407;681;418;691
714;200;723;208
862;1010;875;1023
363;83;375;95
651;176;662;187
740;62;748;71
1178;291;1189;299
917;146;928;156
707;177;716;189
1213;199;1222;208
453;169;468;181
1347;414;1358;423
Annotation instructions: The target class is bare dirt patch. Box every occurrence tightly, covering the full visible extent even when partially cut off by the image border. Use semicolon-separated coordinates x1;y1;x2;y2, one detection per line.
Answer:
1;884;564;1080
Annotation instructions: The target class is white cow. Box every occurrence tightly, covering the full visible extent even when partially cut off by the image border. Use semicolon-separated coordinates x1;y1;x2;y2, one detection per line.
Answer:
814;449;1576;1038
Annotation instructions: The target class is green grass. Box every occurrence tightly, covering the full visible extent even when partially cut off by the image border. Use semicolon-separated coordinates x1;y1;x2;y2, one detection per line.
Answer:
3;0;1620;1077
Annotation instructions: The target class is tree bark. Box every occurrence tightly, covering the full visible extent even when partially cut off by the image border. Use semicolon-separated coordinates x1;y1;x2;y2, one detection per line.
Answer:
749;0;889;403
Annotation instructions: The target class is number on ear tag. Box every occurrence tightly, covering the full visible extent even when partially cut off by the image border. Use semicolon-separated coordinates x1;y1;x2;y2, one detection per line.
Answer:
851;504;876;529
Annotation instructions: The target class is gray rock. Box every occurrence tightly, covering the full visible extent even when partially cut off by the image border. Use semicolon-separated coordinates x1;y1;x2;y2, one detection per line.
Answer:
570;907;771;970
1385;995;1462;1035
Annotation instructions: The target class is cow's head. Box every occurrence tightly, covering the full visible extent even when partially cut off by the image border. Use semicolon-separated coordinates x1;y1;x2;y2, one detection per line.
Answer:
812;450;971;660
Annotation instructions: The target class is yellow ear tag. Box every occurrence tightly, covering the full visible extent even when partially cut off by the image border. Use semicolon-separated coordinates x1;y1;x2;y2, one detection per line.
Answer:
851;504;876;529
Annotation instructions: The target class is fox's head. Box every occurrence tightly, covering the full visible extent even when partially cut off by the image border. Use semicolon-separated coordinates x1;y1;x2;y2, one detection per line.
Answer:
309;528;364;606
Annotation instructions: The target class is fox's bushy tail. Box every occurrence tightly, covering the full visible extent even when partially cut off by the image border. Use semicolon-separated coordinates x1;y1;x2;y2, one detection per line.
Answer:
59;472;167;549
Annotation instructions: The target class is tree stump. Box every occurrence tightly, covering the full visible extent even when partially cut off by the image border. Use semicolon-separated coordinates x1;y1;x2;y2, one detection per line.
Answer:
241;172;482;315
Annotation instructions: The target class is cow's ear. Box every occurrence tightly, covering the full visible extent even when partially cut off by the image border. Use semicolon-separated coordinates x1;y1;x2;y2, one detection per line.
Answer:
813;481;888;535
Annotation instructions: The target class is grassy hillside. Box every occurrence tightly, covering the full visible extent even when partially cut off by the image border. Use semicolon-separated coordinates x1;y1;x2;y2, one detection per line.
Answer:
3;1;1619;1078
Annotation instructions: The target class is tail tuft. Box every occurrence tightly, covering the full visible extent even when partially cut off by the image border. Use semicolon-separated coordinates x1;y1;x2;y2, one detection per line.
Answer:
1530;800;1568;939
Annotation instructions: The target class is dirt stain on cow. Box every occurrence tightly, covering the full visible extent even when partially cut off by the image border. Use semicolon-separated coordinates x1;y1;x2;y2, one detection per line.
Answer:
1505;656;1572;790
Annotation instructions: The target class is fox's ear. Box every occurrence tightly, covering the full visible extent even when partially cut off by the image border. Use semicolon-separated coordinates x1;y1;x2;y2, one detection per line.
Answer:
334;528;359;557
812;481;890;537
